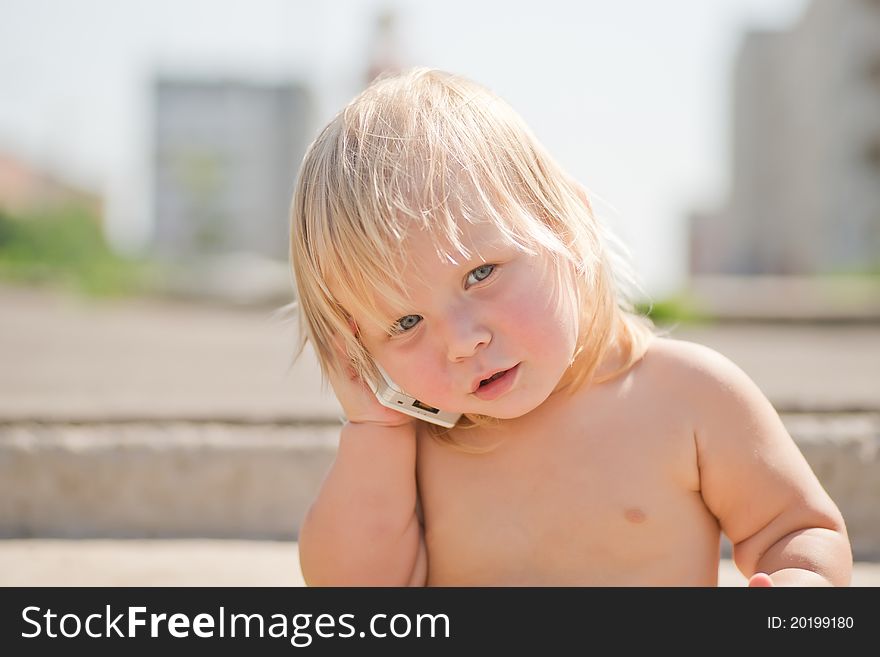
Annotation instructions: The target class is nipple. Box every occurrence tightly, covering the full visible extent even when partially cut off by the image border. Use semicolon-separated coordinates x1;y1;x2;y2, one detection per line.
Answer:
624;508;646;524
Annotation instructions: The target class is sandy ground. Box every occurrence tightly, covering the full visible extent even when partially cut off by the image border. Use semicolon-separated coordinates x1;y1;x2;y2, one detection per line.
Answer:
1;540;878;587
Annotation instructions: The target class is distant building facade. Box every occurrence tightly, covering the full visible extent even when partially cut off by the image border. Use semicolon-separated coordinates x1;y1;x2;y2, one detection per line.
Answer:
153;78;312;260
691;0;880;275
365;8;404;85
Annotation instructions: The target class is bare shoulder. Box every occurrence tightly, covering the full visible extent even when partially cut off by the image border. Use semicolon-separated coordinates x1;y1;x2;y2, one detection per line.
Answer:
643;339;849;581
636;336;775;440
636;336;753;402
640;336;741;379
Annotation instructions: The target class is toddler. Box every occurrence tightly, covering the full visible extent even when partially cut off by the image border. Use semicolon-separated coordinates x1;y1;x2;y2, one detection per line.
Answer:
289;68;851;586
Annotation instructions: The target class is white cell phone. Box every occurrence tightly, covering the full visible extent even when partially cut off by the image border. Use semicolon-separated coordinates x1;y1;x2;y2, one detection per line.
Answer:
369;365;461;428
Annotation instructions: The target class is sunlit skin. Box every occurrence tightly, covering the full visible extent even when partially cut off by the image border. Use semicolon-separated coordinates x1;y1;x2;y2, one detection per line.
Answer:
414;333;850;586
308;218;851;587
346;220;580;422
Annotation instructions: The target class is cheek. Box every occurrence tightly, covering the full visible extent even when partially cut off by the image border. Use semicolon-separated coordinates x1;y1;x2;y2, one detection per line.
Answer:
512;301;575;364
498;268;579;357
377;349;454;405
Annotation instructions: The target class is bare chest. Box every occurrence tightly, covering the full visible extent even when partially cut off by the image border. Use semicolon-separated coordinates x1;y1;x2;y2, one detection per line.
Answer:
416;401;719;585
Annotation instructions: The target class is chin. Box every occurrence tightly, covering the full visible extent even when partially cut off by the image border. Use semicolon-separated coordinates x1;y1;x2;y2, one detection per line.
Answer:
475;393;549;421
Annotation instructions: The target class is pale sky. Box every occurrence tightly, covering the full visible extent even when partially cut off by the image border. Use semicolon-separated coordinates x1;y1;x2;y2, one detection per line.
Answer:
0;0;809;297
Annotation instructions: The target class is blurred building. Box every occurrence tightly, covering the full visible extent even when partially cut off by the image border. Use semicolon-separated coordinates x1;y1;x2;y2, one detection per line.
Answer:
365;8;404;85
691;0;880;276
152;78;312;261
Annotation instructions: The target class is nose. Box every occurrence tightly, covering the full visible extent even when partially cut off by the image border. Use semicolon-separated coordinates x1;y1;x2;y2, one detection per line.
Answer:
441;308;491;362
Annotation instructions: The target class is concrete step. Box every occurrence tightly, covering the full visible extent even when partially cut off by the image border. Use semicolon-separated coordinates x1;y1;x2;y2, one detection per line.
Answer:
5;284;880;423
1;413;878;559
686;275;880;322
0;421;337;540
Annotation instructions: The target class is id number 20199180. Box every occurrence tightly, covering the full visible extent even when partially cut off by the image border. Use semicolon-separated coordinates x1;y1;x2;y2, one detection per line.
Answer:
767;616;854;630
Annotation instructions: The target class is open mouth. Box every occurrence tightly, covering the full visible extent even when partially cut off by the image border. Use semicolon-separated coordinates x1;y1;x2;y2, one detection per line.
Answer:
479;370;508;387
472;363;520;401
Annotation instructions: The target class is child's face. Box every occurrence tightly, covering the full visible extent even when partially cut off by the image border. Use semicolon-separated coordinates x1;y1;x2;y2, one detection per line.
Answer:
340;218;580;420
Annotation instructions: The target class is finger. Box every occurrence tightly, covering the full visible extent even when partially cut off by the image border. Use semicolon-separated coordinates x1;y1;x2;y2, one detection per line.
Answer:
748;572;775;587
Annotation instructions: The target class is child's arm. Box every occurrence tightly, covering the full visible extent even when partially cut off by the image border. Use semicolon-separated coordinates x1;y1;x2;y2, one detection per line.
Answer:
298;420;427;586
681;342;852;586
297;334;427;586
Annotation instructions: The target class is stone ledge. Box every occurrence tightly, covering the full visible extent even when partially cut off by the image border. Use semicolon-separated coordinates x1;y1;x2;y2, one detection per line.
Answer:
1;414;877;558
782;414;880;560
0;422;338;540
686;276;880;322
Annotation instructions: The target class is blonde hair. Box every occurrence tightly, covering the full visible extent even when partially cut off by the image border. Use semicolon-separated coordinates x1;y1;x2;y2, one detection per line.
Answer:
289;67;657;446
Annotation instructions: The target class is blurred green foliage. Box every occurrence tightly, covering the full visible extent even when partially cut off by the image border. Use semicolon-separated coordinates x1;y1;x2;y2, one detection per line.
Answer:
0;206;157;297
635;294;709;325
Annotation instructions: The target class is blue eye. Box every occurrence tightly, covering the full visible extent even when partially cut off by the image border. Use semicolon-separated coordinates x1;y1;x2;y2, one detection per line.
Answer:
389;264;495;335
392;314;422;334
466;264;495;287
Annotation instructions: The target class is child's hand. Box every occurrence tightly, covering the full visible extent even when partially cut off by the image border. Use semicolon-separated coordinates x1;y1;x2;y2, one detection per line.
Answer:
747;572;775;587
327;329;416;429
